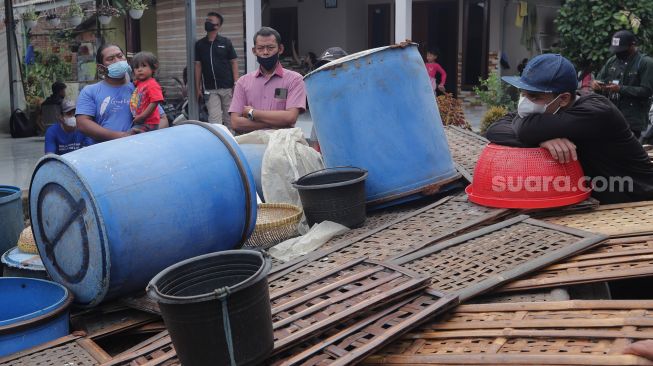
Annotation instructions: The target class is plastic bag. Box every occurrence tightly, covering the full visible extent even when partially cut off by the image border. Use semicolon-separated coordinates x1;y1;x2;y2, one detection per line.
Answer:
236;128;324;207
268;221;349;262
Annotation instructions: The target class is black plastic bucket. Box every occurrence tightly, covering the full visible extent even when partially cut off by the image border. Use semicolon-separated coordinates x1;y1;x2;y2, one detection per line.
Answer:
292;167;368;228
146;250;272;366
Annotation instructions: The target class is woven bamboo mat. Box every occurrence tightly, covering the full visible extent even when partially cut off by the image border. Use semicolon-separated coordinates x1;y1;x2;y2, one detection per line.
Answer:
499;235;653;292
268;193;509;293
363;300;653;365
392;215;607;301
444;125;489;182
543;201;653;237
269;289;457;366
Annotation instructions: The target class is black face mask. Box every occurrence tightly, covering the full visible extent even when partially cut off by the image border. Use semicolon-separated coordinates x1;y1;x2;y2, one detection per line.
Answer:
204;21;217;32
257;53;279;71
616;50;630;60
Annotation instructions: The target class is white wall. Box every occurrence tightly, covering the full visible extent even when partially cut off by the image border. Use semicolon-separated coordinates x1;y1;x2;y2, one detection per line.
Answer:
265;0;392;57
495;0;562;75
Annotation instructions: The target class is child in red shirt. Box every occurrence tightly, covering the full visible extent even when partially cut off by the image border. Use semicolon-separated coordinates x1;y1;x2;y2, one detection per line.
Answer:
425;48;447;96
130;52;164;133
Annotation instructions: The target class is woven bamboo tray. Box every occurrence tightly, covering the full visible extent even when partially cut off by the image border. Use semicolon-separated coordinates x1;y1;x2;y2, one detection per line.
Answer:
544;201;653;237
392;215;607;301
499;234;653;292
268;193;509;293
244;203;302;249
444;125;489;182
363;300;653;365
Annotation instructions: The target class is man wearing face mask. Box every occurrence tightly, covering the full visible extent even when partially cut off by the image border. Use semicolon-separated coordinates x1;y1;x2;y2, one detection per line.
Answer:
229;27;306;134
45;100;86;155
76;44;136;144
195;12;239;127
485;53;653;204
591;30;653;139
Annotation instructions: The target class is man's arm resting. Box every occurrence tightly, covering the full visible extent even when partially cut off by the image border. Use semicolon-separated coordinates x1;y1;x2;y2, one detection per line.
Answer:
230;112;275;133
249;108;300;127
76;115;128;141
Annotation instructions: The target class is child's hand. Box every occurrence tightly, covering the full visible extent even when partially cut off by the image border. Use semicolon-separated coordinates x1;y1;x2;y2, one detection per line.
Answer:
438;85;446;93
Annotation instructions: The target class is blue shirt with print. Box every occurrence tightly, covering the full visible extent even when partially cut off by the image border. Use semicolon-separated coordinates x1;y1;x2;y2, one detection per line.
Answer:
76;81;135;145
44;124;86;155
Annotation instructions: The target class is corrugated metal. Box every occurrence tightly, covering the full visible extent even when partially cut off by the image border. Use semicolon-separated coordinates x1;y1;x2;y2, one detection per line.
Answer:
156;0;244;101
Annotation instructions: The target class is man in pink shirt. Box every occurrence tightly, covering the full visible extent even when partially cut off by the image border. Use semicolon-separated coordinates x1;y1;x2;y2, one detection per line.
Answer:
229;27;306;134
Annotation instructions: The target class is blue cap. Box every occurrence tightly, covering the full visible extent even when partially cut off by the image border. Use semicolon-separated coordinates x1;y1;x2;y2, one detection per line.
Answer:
502;54;577;93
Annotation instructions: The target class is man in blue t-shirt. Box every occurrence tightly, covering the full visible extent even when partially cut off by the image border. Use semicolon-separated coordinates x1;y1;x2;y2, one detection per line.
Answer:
76;44;136;144
45;100;86;155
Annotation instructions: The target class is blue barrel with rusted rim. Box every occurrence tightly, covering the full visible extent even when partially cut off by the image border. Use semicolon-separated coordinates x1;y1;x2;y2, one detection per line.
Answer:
304;44;460;207
29;122;257;307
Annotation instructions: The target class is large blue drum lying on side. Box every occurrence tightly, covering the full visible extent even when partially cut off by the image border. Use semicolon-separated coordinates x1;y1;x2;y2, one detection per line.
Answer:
29;122;257;307
0;277;72;357
304;44;460;207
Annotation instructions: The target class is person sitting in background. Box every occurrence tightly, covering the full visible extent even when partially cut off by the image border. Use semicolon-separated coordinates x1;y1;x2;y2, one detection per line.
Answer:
424;48;447;95
313;46;348;69
130;51;164;133
45;100;86;155
40;81;68;133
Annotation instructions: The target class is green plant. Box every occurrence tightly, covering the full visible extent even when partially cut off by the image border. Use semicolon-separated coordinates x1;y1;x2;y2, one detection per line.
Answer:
555;0;653;68
97;3;120;17
480;106;509;134
23;53;72;99
21;7;39;21
473;72;516;110
126;0;147;11
436;93;471;130
67;0;84;17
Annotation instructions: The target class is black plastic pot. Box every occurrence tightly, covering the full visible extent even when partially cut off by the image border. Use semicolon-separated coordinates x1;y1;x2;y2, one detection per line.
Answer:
292;167;368;228
147;250;272;366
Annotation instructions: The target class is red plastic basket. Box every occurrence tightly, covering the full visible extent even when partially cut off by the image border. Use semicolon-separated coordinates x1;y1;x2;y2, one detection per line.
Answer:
466;144;591;209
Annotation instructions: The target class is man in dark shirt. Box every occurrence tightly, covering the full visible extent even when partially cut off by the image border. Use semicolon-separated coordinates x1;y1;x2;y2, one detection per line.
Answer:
591;30;653;139
485;53;653;204
194;11;239;127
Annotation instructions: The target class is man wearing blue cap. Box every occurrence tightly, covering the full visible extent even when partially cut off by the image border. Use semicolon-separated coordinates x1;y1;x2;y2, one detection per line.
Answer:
485;53;653;203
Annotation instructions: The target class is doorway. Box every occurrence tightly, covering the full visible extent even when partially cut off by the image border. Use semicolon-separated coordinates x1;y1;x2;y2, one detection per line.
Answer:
269;7;298;57
412;0;459;96
461;0;489;89
368;4;391;48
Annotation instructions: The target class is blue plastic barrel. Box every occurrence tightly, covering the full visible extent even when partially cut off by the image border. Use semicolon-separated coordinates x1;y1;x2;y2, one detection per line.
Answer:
29;122;257;307
0;277;72;356
0;186;23;256
304;44;460;207
239;143;266;200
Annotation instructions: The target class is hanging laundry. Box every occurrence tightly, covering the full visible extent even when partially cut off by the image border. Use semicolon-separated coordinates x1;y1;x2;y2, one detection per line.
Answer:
515;1;528;28
520;3;538;51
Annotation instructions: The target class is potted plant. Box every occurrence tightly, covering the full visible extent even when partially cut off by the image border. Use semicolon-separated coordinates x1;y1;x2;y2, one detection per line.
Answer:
21;7;39;29
67;0;84;26
46;12;61;27
96;3;119;25
126;0;147;19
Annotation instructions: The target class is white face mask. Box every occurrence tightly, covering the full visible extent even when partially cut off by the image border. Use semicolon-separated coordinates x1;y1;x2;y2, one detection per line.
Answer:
63;116;77;127
517;94;562;118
